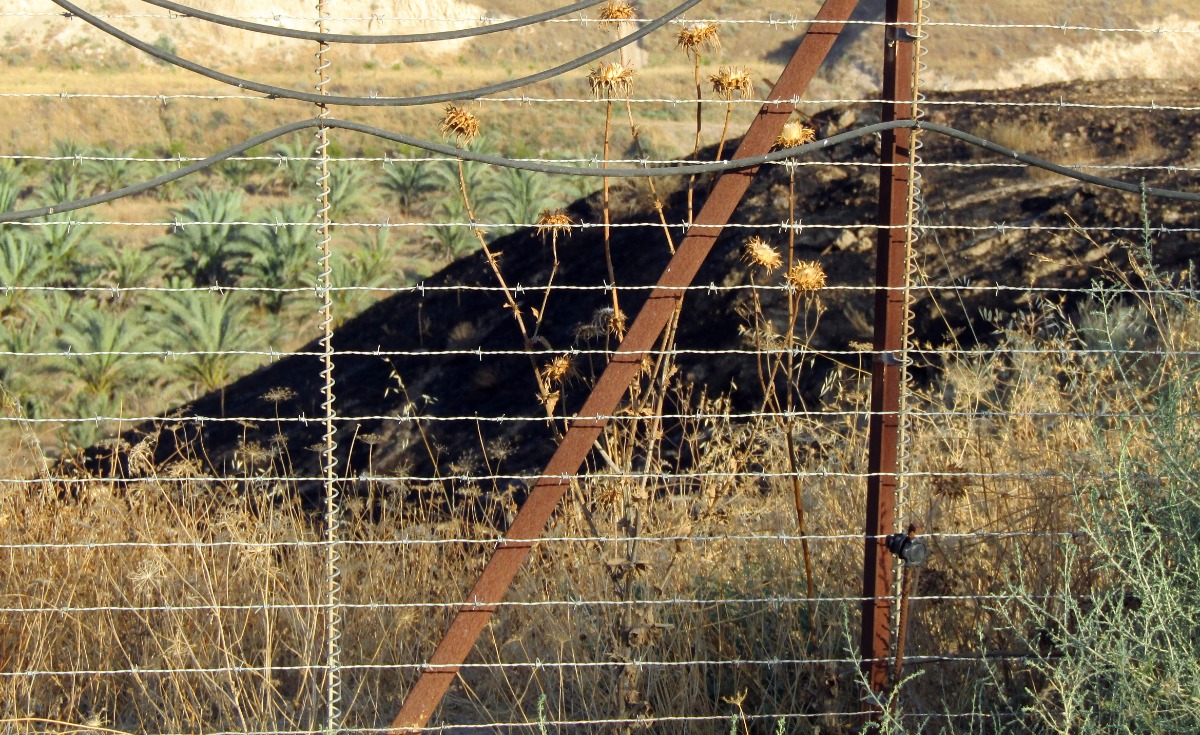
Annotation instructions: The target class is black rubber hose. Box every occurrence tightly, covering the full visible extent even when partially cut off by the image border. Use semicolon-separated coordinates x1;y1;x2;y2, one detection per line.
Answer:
49;0;702;107
134;0;606;44
3;118;1196;224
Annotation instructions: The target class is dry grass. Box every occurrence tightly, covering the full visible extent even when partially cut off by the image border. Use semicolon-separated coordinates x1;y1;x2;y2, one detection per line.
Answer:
4;262;1196;729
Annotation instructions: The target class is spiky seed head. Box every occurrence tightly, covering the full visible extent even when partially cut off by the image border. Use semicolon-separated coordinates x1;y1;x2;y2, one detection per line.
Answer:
784;261;827;292
536;209;575;241
576;306;627;341
597;0;637;24
588;61;636;98
776;121;817;149
742;236;782;272
540;354;576;386
676;22;720;56
260;386;297;403
710;66;753;99
439;104;480;145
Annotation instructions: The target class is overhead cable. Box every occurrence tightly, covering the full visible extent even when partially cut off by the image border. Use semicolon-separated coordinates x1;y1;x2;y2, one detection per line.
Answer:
49;0;701;107
133;0;606;43
3;117;1196;223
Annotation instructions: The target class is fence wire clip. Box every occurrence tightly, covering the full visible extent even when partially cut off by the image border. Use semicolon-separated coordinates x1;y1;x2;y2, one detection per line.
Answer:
885;525;928;566
887;27;919;43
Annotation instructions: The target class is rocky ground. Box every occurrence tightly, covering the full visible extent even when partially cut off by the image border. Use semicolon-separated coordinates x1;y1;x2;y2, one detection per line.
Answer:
74;78;1199;505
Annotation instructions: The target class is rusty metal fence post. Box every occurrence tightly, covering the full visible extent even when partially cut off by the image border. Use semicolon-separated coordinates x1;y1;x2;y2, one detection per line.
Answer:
861;0;918;696
387;0;862;730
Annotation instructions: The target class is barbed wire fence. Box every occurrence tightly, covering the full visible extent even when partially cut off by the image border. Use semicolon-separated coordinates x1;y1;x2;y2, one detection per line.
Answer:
1;0;1198;733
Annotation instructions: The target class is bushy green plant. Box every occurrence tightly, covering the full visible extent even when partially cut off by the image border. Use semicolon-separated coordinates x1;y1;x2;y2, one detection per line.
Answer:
153;290;253;393
155;188;254;285
245;201;318;313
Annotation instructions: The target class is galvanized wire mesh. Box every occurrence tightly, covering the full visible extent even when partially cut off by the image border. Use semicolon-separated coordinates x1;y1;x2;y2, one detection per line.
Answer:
0;0;1197;732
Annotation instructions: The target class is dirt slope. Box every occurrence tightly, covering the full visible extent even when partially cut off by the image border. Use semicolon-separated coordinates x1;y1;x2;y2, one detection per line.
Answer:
73;78;1200;503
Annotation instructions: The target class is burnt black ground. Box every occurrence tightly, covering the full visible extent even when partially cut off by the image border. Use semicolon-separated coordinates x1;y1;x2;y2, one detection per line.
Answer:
75;79;1200;504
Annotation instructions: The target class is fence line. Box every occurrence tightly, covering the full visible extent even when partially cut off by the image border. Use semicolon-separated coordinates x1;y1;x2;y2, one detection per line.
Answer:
1;0;1197;731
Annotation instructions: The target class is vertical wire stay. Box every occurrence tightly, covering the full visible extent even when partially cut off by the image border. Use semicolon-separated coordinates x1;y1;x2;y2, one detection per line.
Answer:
889;0;927;686
314;0;342;730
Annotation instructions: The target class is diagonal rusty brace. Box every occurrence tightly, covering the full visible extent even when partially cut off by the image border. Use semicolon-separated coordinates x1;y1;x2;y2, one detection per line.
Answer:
389;1;861;729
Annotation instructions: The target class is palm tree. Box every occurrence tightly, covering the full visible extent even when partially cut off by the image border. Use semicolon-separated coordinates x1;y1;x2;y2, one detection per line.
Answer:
81;147;145;195
429;155;496;220
327;165;376;223
425;198;476;262
97;242;159;289
245;201;318;313
217;156;263;192
379;151;437;216
48;140;86;193
0;162;24;213
57;305;145;396
485;168;558;235
271;136;316;193
0;313;42;386
154;291;252;393
32;214;97;286
155;188;254;285
0;228;49;317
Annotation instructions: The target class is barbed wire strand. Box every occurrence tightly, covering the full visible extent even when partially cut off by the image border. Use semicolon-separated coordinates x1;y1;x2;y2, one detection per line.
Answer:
1;118;1196;225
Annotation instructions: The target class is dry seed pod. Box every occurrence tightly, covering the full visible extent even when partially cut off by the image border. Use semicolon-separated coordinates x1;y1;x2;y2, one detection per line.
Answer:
776;120;817;149
439;104;480;145
540;354;576;386
676;22;720;56
785;261;828;292
742;236;783;273
535;209;574;241
597;0;637;24
710;66;753;99
588;61;636;98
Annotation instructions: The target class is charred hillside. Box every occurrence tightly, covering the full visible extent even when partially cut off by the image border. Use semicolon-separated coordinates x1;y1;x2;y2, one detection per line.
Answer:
73;79;1200;499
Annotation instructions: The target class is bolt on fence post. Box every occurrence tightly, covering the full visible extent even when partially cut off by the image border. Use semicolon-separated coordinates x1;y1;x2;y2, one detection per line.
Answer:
862;0;917;699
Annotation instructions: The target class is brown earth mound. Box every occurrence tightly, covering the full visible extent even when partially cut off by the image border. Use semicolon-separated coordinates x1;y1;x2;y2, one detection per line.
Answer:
73;78;1200;504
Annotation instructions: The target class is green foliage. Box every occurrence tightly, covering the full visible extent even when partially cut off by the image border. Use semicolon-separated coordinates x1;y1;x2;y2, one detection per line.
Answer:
270;135;316;193
378;152;438;215
484;167;558;235
153;291;252;393
57;303;145;396
47;140;86;193
96;242;159;289
0;161;24;213
245;201;318;313
1000;387;1200;734
216;156;261;191
425;199;476;262
156;188;254;285
31;214;97;285
326;164;375;222
0;227;48;316
327;227;398;320
81;147;145;195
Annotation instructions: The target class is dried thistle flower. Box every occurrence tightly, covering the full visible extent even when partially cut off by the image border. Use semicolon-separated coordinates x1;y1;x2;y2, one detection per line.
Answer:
784;260;828;292
597;0;637;24
536;209;575;241
588;61;636;98
439;104;480;146
576;306;628;341
675;22;720;56
261;386;297;403
742;236;782;272
540;354;576;386
776;120;817;149
709;66;753;99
